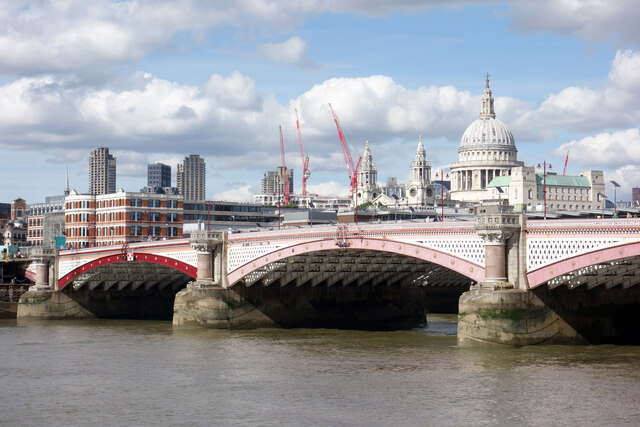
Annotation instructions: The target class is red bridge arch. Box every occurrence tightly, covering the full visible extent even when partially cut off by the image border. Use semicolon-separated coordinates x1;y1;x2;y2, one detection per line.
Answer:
227;236;485;286
527;241;640;289
58;252;197;290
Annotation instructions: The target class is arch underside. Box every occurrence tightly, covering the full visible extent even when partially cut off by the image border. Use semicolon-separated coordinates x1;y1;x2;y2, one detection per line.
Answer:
528;241;640;290
63;262;194;292
231;248;476;289
539;254;640;291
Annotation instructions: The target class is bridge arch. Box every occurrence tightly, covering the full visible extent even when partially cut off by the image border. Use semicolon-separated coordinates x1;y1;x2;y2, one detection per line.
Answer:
527;241;640;289
227;236;485;286
58;252;197;290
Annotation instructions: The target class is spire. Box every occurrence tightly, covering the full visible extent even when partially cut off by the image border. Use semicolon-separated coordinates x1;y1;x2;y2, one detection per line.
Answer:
412;135;429;166
480;72;496;119
64;165;70;196
358;140;376;172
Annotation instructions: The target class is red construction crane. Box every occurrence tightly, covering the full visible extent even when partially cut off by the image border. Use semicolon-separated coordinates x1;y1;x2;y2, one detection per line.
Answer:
563;151;569;176
279;125;290;205
328;103;361;198
295;108;310;196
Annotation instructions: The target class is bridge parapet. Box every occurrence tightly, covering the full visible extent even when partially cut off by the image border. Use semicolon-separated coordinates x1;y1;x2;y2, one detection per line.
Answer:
525;218;640;273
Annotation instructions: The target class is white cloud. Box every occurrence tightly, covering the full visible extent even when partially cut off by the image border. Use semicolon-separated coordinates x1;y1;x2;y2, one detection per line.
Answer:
306;181;350;198
2;1;639;78
552;128;640;169
513;50;640;137
257;36;316;68
552;128;640;199
212;185;256;202
0;1;467;75
508;0;640;48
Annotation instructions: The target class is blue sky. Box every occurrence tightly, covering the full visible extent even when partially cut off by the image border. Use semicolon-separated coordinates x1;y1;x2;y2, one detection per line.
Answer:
1;0;639;204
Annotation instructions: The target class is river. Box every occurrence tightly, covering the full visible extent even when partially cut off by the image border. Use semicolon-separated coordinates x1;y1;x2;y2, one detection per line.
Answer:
2;315;639;426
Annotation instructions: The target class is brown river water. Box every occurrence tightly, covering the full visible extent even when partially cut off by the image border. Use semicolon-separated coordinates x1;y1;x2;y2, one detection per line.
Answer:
1;315;640;426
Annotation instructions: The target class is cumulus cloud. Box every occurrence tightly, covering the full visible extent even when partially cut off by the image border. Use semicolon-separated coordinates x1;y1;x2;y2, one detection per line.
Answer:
551;128;640;198
0;0;470;75
508;0;640;48
2;1;638;77
212;185;257;202
257;36;317;69
306;181;350;198
552;128;640;169
512;50;640;137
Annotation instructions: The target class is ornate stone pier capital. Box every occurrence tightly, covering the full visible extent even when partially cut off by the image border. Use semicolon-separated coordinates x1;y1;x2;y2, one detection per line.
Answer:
189;230;225;253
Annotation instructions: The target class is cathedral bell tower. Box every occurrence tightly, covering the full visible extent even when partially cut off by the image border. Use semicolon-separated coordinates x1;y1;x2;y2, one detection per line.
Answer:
354;141;380;205
406;136;435;207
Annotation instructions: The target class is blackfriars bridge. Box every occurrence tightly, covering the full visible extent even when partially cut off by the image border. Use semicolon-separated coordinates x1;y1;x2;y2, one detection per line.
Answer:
18;211;640;345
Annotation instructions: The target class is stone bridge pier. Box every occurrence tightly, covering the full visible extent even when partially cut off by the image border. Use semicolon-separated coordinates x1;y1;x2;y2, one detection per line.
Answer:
457;209;585;346
17;247;93;320
172;230;275;329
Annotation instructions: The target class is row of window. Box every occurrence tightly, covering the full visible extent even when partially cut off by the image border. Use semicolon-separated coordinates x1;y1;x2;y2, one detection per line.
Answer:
28;218;43;227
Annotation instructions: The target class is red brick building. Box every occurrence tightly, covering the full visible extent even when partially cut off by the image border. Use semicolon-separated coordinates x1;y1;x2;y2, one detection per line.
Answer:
65;190;183;249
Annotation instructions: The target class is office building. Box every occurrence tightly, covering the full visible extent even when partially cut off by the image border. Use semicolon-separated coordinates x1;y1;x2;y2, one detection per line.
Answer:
148;163;171;189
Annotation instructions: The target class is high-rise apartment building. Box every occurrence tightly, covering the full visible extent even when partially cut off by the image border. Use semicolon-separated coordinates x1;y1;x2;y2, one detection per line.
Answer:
89;147;116;195
261;167;294;196
148;163;171;189
633;187;640;208
177;154;206;202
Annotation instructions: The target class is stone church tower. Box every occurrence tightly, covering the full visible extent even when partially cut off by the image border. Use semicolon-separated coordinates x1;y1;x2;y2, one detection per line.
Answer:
406;136;435;206
354;141;381;205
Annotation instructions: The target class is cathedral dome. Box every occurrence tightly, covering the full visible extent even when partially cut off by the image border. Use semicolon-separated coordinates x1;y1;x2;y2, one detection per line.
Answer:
459;74;515;150
460;116;514;148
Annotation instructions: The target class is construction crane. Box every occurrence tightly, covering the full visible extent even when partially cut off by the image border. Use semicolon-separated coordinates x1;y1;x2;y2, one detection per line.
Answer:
295;108;310;196
563;151;569;176
279;125;290;205
328;103;362;199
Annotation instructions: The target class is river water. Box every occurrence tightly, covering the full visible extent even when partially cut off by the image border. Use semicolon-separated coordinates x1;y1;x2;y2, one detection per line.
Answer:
2;315;639;426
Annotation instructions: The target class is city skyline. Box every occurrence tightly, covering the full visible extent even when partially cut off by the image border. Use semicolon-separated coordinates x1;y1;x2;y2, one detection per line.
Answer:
1;1;639;204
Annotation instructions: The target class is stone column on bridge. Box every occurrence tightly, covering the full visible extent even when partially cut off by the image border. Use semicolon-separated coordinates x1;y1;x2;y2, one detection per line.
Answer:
458;204;584;346
189;230;225;286
17;247;94;320
474;209;521;288
31;247;58;290
174;230;275;329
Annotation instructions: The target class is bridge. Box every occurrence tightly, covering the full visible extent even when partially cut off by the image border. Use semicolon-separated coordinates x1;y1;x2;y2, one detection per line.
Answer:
17;212;640;345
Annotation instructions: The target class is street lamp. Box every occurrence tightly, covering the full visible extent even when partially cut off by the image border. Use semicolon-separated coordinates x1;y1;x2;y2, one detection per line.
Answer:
393;194;399;222
496;186;504;211
537;161;552;220
598;192;608;218
203;201;215;230
435;170;449;222
610;180;621;217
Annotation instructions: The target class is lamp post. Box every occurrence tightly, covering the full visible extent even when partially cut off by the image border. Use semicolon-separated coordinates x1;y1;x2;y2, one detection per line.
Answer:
203;201;215;230
537;161;552;220
598;192;607;218
145;211;152;240
610;180;621;217
435;170;449;222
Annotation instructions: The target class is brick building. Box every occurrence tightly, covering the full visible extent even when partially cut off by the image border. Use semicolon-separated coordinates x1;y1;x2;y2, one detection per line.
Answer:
65;190;183;249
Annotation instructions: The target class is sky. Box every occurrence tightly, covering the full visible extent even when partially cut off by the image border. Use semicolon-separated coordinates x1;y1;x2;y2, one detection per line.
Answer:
1;0;640;205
